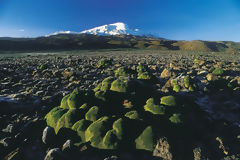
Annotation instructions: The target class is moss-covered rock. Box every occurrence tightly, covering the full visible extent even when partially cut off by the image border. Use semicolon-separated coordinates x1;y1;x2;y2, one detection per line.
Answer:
97;58;112;68
60;94;70;109
85;116;112;148
169;113;182;124
45;107;68;128
93;77;114;92
112;118;124;140
110;77;129;93
102;130;119;149
44;66;203;152
125;110;140;120
67;90;85;109
114;67;130;77
55;109;84;133
173;85;181;92
144;98;165;115
137;63;148;73
184;75;190;88
135;126;155;151
94;90;108;101
212;68;224;76
160;96;177;106
72;119;92;142
85;106;101;122
137;72;152;80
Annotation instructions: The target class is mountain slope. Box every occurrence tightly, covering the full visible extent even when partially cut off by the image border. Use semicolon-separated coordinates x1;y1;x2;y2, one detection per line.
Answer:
0;34;239;53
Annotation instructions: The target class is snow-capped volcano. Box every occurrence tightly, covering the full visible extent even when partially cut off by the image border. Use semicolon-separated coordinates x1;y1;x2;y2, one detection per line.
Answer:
80;22;139;36
45;22;141;37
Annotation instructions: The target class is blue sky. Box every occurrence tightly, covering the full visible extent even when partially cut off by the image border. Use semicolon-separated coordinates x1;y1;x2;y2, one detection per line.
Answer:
0;0;240;41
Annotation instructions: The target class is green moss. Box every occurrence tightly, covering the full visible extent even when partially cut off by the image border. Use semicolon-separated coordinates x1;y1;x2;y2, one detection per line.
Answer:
173;85;181;92
184;75;190;88
97;58;112;68
135;126;155;151
55;109;84;133
169;113;182;124
102;130;119;149
112;118;124;139
137;63;148;73
125;110;140;120
160;96;177;106
45;107;67;128
60;94;70;109
67;90;84;109
79;103;89;110
85;106;101;122
72;119;92;142
212;68;224;76
144;98;165;115
110;77;129;93
95;91;108;101
85;116;112;148
171;79;178;86
94;77;114;92
114;67;129;77
137;72;152;80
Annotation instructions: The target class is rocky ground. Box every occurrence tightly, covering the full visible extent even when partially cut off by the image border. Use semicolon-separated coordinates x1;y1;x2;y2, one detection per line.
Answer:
0;50;240;160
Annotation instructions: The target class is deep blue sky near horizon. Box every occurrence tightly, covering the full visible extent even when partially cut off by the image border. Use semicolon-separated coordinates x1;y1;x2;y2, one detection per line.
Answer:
0;0;240;41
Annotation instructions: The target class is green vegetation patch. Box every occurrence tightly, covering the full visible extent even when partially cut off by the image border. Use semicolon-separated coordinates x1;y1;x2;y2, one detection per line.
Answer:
160;96;177;106
212;68;224;76
144;98;165;115
169;113;182;124
55;109;84;133
45;107;68;128
125;110;140;120
85;116;113;148
110;77;129;93
72;119;92;142
85;106;101;122
135;126;155;151
114;67;131;77
97;58;112;68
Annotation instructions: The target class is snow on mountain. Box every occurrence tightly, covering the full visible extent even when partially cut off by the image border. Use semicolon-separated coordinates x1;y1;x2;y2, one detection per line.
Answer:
45;22;141;37
80;22;140;36
45;31;73;37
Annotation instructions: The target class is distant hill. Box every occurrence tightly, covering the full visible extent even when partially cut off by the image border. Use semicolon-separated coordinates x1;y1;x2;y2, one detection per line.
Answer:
0;34;240;53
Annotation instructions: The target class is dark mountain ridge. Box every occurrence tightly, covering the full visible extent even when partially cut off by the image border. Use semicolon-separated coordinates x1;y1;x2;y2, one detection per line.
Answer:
0;34;239;53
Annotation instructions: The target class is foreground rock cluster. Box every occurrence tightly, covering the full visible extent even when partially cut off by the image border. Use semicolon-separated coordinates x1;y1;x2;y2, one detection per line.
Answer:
0;51;240;160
